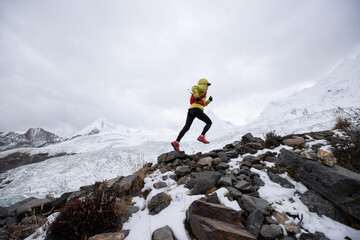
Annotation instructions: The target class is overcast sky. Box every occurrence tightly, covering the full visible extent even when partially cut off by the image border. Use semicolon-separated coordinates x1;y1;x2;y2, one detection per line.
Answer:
1;0;360;137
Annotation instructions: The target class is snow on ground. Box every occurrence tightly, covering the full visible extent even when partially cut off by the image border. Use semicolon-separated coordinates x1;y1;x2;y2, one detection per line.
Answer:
25;139;360;240
123;170;242;240
0;125;244;206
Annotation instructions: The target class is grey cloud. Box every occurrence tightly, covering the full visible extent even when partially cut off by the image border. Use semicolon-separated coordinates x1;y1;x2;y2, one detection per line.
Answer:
1;0;360;136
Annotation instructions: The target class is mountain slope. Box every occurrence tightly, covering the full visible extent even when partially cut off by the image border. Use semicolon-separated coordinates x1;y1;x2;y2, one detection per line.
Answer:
248;55;360;135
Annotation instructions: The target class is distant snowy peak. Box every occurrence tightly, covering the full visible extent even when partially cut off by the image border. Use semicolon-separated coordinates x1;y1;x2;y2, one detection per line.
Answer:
5;128;59;142
75;118;136;136
75;118;117;136
0;128;60;148
259;55;360;121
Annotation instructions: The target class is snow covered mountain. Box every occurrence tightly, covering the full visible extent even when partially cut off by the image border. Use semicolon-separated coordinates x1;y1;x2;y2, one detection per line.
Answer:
248;55;360;135
0;128;60;150
75;118;140;136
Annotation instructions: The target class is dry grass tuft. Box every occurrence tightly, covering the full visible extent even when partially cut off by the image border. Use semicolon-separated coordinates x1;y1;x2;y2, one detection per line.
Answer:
333;117;351;130
264;130;281;148
47;190;123;240
331;131;360;172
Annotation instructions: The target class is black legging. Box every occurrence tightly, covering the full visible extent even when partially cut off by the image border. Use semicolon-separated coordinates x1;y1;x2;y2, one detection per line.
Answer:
176;108;212;142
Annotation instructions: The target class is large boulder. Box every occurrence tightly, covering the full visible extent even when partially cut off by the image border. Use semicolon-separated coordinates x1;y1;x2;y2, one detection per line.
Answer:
299;190;355;226
111;169;146;196
260;224;283;239
152;225;175;240
157;151;186;163
282;137;305;147
267;171;294;188
278;149;360;221
242;133;255;144
148;192;172;215
186;200;256;240
190;171;222;195
7;197;52;220
246;208;264;238
238;195;271;215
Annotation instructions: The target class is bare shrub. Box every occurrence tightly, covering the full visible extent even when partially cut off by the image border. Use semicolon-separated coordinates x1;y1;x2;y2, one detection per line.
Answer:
331;131;360;172
264;130;281;148
333;107;360;129
333;117;351;130
47;190;124;240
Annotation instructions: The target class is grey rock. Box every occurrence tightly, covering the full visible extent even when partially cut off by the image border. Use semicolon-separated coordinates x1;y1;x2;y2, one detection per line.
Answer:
67;191;82;202
207;192;220;204
241;161;253;168
267;171;294;188
192;177;216;195
241;166;250;171
238;174;251;182
236;145;258;155
217;152;228;162
260;224;283;239
120;230;130;238
158;151;186;163
153;182;167;189
242;133;255;144
148;192;171;215
225;151;239;159
249;172;260;179
253;176;265;187
217;162;229;170
234;181;252;192
128;206;139;215
152;225;175;240
279;149;360;221
175;166;191;178
227;187;243;199
239;195;271;215
218;175;233;187
283;236;297;240
50;192;72;210
172;159;182;167
239;169;250;175
252;164;265;170
5;217;17;228
299;231;327;240
246;208;264;238
13;198;52;219
243;155;260;164
299;190;351;226
186;200;256;240
184;178;197;189
0;207;8;218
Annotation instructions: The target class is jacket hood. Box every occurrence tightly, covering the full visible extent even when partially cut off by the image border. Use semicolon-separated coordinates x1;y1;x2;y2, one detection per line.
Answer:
198;78;210;90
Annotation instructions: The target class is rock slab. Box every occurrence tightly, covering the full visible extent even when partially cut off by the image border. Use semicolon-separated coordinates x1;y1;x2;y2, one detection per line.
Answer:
186;200;256;240
278;149;360;221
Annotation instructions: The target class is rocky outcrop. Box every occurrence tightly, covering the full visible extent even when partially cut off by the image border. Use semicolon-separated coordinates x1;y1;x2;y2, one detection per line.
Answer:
186;200;256;240
0;152;69;174
278;149;360;222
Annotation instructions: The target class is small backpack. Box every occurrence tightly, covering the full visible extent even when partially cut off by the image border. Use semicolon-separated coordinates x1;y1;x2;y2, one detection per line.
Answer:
189;91;207;106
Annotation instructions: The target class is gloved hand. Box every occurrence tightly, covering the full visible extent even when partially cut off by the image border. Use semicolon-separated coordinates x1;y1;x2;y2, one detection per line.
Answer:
209;96;213;101
195;97;201;101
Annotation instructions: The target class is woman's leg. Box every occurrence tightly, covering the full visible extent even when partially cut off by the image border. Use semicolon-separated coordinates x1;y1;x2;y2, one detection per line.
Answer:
194;109;212;136
176;109;196;142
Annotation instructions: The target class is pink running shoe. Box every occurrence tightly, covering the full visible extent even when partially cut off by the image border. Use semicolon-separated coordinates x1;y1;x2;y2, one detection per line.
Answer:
171;141;181;152
197;135;210;144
